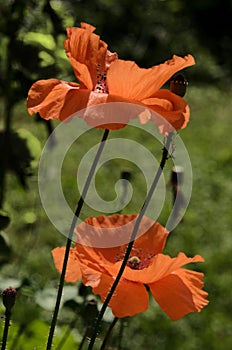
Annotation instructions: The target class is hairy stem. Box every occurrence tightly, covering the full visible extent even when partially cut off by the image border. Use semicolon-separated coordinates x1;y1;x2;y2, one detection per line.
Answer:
88;132;173;350
46;129;110;350
1;310;11;350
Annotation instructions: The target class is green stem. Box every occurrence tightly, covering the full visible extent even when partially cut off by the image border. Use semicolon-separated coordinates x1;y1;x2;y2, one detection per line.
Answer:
1;310;11;350
88;132;173;350
46;129;110;350
100;317;118;350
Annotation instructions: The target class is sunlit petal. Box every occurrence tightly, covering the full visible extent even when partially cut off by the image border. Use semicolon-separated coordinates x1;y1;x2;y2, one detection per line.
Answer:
149;268;209;320
64;23;108;90
93;274;149;317
107;55;195;100
52;247;81;282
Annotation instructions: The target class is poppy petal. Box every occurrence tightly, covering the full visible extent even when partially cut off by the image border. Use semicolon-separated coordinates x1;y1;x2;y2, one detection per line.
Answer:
75;214;168;254
64;23;108;90
27;79;91;121
141;89;190;132
122;253;204;284
27;79;138;129
84;92;140;129
92;274;149;317
149;268;208;320
107;55;195;100
52;247;82;282
75;214;138;260
74;214;168;270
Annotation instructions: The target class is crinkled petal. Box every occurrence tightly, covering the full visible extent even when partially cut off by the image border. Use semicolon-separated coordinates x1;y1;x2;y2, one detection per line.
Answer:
64;23;108;90
52;247;82;282
120;253;204;284
75;214;138;258
74;214;168;270
92;274;149;317
27;79;141;129
149;268;208;320
27;79;90;121
82;91;134;130
107;55;195;100
141;90;190;132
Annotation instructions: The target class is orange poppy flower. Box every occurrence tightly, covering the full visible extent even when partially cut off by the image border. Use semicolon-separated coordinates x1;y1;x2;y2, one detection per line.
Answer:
27;23;195;131
52;214;208;320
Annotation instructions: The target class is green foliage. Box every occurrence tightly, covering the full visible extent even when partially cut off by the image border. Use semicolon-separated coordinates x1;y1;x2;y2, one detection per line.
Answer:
21;32;56;51
5;319;80;349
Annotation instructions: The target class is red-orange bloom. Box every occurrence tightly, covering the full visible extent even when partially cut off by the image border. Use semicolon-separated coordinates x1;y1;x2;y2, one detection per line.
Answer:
27;23;195;131
52;214;208;320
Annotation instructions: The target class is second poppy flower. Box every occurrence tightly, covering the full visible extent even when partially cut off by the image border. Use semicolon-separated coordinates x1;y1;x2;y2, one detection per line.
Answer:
52;214;208;320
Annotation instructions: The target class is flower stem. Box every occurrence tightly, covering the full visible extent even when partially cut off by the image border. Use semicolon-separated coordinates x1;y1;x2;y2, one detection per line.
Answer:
1;310;11;350
100;317;118;350
88;132;173;350
46;129;110;350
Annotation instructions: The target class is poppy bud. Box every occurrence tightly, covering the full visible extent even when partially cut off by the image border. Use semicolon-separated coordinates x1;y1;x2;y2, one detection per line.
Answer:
2;286;17;312
170;73;188;97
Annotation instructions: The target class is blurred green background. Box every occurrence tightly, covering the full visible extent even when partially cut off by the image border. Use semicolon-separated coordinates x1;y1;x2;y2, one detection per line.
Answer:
0;0;232;349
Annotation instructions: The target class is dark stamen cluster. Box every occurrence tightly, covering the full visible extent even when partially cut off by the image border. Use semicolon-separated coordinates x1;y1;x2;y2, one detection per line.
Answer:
95;64;109;93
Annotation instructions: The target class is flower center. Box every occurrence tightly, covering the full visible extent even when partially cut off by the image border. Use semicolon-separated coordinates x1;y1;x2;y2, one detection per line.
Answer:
94;64;109;93
127;256;141;270
116;247;154;270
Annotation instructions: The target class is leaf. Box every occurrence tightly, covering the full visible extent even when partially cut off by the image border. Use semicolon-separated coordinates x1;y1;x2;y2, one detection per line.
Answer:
39;50;55;67
20;32;56;51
